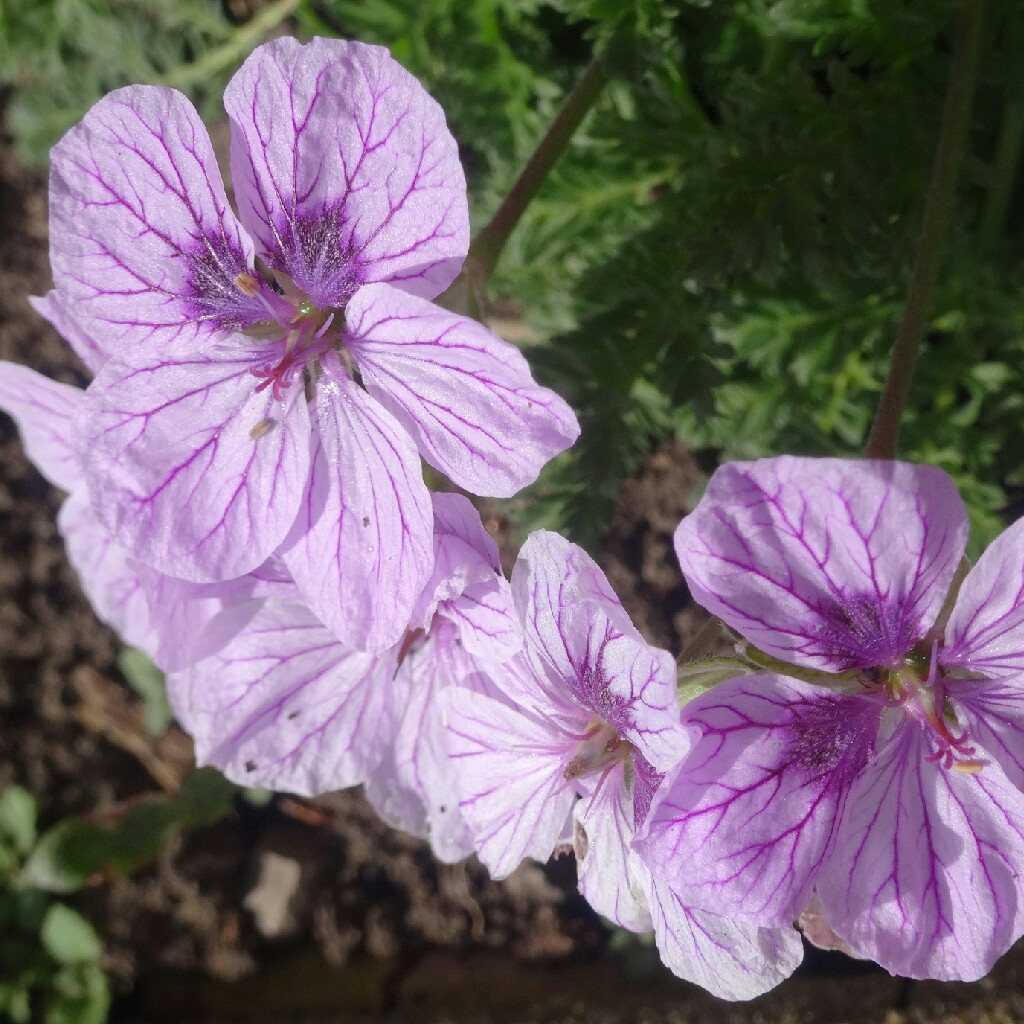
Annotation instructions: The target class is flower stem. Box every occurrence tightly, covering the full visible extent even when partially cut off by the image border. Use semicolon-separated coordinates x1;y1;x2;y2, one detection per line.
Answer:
864;0;984;460
462;57;607;310
155;0;302;91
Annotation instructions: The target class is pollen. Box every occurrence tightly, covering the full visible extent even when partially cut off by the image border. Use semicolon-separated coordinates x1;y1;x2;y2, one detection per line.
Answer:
249;417;275;439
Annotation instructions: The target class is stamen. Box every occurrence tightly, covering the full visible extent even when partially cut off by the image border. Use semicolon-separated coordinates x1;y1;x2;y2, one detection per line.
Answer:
314;311;336;339
234;272;261;296
564;722;624;781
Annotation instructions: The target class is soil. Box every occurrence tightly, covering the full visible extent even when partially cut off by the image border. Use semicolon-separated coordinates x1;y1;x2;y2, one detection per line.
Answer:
4;137;1024;1024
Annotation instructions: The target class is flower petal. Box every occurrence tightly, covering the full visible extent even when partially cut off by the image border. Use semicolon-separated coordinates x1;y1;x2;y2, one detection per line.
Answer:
411;493;501;629
440;685;575;878
58;490;155;655
648;880;803;1000
950;676;1024;792
167;599;392;794
0;362;83;492
817;718;1024;980
225;38;468;305
640;675;876;927
79;349;311;582
944;517;1024;680
574;762;654;931
30;291;108;374
676;457;967;671
345;284;579;496
441;577;521;664
512;531;687;771
365;623;475;863
49;86;267;353
281;356;432;652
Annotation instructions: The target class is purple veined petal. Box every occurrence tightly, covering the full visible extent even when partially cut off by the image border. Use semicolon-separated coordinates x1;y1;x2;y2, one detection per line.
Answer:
647;879;803;1001
0;362;84;492
281;356;432;652
513;529;648;643
365;623;475;863
167;599;393;794
243;553;300;600
676;457;968;671
49;86;269;353
640;674;877;927
133;552;299;673
439;686;576;878
58;491;156;656
131;557;295;674
411;493;501;629
78;349;311;582
345;284;579;496
574;762;654;931
950;676;1024;792
30;291;108;374
441;577;522;665
431;491;500;572
817;717;1024;981
944;517;1024;679
225;38;468;306
511;532;687;771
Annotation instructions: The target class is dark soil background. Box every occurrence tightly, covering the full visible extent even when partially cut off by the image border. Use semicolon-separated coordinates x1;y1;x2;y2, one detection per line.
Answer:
5;139;1024;1024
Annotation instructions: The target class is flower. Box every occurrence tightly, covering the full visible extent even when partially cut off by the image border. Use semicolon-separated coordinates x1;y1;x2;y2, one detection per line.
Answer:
167;492;521;864
50;37;578;651
639;456;1024;981
440;531;802;999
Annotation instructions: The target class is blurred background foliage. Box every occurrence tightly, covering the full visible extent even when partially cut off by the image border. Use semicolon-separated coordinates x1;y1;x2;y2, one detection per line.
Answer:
2;0;1023;551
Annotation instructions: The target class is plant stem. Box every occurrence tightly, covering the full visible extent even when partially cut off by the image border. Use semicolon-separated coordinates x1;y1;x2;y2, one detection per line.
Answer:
864;0;984;460
464;57;607;299
675;616;726;665
156;0;302;91
979;13;1024;253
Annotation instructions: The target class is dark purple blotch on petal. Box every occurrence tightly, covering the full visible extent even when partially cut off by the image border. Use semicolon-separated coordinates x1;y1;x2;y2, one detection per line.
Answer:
784;692;879;787
266;206;364;312
182;233;270;331
813;593;921;670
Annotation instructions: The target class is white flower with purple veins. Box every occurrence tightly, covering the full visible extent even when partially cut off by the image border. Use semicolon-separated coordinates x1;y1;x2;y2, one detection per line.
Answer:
440;532;803;1000
639;456;1024;981
167;492;521;864
50;36;578;652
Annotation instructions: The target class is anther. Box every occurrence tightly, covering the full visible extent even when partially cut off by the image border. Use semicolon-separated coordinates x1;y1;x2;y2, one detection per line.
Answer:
234;272;261;296
249;418;275;440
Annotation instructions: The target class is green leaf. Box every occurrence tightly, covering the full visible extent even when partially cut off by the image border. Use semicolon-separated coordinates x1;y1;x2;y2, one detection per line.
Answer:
0;785;37;857
40;905;102;964
117;647;172;736
22;821;114;894
46;963;110;1024
172;768;237;828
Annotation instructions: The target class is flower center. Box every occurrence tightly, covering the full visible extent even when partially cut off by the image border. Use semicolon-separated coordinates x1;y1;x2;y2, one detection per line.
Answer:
564;720;626;782
235;271;344;400
877;642;986;774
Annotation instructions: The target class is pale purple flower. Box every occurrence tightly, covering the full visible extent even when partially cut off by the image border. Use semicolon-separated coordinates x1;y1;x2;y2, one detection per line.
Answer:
439;531;801;998
640;456;1024;981
167;492;520;862
0;361;273;671
50;37;578;651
